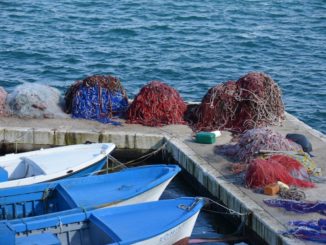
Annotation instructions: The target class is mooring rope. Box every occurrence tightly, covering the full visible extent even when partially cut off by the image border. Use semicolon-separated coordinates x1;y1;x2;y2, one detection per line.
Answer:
88;142;168;175
204;197;249;217
203;197;249;236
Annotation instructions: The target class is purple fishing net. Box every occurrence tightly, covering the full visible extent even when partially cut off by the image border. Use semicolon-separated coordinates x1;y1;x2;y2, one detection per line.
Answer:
264;199;326;215
215;128;302;163
284;219;326;243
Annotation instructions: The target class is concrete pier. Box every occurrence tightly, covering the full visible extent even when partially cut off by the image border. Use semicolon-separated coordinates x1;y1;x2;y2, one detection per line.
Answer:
0;112;325;245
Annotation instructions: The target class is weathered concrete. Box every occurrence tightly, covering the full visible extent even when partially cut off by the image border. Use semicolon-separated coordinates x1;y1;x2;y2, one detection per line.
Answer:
0;113;324;245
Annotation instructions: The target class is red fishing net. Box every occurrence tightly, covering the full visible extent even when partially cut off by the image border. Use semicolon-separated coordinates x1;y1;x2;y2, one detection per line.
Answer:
127;81;187;126
245;156;314;188
192;72;285;132
216;128;302;163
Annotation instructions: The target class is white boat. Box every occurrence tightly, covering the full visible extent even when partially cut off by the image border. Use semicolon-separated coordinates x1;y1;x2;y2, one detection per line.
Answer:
0;143;115;188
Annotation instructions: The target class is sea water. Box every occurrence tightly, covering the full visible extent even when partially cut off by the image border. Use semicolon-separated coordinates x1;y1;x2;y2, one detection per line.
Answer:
0;0;325;133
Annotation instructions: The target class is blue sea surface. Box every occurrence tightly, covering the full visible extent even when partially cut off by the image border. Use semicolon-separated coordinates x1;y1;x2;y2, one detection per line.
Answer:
0;0;325;133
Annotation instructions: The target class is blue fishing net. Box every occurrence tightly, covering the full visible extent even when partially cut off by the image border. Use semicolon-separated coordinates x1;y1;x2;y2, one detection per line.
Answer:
284;219;326;243
264;199;326;215
72;84;128;124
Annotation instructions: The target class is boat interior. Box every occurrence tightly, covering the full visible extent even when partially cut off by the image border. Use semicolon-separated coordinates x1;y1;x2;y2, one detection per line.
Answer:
0;183;79;220
9;217;119;245
0;150;102;182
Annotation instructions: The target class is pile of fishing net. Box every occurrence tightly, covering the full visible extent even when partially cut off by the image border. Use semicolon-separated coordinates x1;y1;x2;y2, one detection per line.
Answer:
0;87;7;116
127;81;187;126
264;199;326;215
65;75;128;124
245;155;314;188
193;72;285;132
6;83;67;119
216;128;302;163
284;219;326;243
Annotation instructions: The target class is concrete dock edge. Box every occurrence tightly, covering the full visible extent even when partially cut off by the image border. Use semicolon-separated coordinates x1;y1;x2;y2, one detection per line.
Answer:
0;113;323;245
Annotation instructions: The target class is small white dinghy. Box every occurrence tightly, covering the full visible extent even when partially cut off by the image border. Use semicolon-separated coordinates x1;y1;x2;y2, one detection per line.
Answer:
0;143;115;189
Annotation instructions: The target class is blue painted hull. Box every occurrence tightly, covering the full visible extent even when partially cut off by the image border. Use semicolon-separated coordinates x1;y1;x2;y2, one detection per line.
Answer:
0;164;181;220
0;197;205;245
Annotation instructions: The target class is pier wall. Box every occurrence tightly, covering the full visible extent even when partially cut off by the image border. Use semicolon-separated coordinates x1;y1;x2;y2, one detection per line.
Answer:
1;113;323;245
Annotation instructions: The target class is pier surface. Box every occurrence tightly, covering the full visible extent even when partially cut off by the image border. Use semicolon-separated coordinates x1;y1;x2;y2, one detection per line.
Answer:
0;112;325;245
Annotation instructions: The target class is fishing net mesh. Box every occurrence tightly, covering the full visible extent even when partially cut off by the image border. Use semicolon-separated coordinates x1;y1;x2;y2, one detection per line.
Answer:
64;75;128;124
216;128;302;163
65;75;127;114
6;83;67;119
245;157;314;188
127;81;187;126
193;72;285;132
0;87;8;116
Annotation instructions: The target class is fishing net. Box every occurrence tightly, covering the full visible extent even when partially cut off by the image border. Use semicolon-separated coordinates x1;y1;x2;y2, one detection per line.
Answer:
193;72;285;132
284;219;326;243
282;152;317;175
126;81;187;126
245;157;314;188
268;155;310;181
216;128;302;163
0;87;7;116
264;199;326;215
6;83;67;119
65;75;128;124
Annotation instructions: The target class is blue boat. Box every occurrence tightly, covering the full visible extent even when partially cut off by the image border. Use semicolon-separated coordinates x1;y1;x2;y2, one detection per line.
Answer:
0;143;116;188
0;197;205;245
0;164;181;220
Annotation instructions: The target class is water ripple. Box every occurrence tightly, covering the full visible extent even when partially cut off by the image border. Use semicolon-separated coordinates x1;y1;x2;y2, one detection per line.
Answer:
0;0;325;133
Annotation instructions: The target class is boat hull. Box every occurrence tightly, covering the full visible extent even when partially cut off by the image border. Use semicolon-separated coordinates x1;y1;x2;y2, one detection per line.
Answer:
0;197;205;245
0;143;115;188
134;211;200;245
0;165;181;220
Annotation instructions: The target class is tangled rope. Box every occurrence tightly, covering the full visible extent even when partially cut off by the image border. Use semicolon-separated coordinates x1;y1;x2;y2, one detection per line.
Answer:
127;81;187;126
193;72;285;132
279;186;306;201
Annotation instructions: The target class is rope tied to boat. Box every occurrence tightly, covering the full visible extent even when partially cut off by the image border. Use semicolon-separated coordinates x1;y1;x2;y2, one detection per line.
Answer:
57;216;63;233
89;142;168;175
178;197;204;211
41;188;50;201
204;197;249;217
80;206;88;220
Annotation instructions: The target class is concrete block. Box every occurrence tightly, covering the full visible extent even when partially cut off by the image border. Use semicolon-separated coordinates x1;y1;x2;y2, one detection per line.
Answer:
0;128;4;142
3;127;34;144
53;129;68;146
134;133;163;150
33;128;55;145
64;130;100;145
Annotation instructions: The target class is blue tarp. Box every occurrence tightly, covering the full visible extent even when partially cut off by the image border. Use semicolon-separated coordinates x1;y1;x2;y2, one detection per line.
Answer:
72;84;128;124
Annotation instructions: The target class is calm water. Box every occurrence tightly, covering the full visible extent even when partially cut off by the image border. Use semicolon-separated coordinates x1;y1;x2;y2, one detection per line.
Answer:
1;1;325;133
